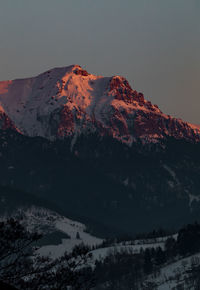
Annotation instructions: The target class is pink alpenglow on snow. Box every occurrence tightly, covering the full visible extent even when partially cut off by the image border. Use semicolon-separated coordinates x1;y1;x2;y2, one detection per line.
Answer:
0;65;199;145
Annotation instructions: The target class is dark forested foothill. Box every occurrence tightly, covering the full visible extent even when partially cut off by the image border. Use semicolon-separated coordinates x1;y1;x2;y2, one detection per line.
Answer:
1;130;200;237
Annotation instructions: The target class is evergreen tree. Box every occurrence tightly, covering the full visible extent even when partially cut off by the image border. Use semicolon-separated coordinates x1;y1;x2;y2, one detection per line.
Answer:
155;247;166;265
76;231;81;239
144;248;153;275
165;237;176;257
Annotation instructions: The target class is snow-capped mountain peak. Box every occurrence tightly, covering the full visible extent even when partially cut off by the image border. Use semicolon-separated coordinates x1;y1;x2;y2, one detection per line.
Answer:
0;65;199;144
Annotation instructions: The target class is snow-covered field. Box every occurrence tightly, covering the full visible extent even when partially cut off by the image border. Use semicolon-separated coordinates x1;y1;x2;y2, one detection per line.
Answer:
15;207;180;264
91;242;165;262
12;206;103;258
38;217;103;258
12;206;177;262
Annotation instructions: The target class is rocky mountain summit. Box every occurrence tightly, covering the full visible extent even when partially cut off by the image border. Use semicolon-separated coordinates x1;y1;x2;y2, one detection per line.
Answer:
0;65;199;145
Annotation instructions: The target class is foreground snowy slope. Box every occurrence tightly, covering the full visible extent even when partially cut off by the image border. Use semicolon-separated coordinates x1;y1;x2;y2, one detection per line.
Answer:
145;252;200;289
0;65;200;144
6;206;103;258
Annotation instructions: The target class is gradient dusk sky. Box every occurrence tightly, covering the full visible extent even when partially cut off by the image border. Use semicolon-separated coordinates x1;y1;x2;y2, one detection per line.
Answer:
0;0;199;123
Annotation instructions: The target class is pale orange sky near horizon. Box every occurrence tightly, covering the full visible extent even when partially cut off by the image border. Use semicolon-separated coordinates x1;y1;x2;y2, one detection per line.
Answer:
0;0;199;124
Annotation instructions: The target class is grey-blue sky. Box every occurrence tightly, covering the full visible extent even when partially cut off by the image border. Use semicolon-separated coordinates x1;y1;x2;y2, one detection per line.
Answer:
0;0;199;123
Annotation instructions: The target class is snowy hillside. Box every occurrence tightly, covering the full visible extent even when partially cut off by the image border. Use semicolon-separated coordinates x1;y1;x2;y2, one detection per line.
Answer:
21;207;197;290
7;206;103;258
144;252;200;289
1;199;200;289
91;242;165;262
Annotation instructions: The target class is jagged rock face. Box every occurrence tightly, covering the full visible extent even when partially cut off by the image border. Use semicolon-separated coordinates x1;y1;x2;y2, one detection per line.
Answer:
0;65;199;144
